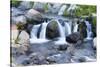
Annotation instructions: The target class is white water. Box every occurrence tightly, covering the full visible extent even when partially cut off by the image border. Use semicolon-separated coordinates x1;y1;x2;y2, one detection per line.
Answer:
54;20;67;45
31;24;41;39
39;22;48;39
30;23;49;44
30;19;93;44
85;21;93;40
58;5;67;16
73;23;78;32
65;22;72;35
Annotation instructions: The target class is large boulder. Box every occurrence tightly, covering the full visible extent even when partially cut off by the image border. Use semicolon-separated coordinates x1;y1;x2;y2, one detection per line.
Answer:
25;9;43;24
17;31;29;45
46;20;60;39
66;32;82;44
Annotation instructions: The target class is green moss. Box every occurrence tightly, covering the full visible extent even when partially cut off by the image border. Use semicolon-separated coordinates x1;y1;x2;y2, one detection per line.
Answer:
11;0;21;7
75;5;96;17
44;3;49;12
63;9;69;17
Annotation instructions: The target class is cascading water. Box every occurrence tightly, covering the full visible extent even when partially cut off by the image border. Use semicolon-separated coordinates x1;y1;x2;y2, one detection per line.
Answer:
73;22;78;33
58;5;67;16
31;24;41;39
54;19;67;44
65;22;72;35
39;22;48;39
30;22;49;44
85;21;93;40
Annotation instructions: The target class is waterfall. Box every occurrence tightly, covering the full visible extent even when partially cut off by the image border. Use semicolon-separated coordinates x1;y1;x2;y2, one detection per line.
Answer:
85;21;93;40
54;19;67;44
73;23;78;32
39;22;48;39
65;22;71;35
31;24;41;39
30;22;49;44
56;19;65;37
58;5;67;16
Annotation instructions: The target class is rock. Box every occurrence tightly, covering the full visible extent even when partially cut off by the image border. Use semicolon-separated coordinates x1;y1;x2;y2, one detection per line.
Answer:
15;55;28;65
11;25;19;44
57;44;69;51
25;9;43;24
78;21;87;38
66;32;81;44
46;53;71;64
11;7;24;17
18;1;33;11
46;20;60;39
33;2;46;12
18;31;29;45
12;15;27;25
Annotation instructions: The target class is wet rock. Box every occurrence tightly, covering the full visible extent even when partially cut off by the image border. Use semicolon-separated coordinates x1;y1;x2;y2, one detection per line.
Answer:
46;53;71;64
66;32;82;44
25;9;43;24
46;20;60;39
18;1;33;11
57;44;69;51
78;21;87;38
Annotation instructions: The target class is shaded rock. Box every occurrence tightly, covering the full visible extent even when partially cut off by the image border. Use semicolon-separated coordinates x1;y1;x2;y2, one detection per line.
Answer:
57;44;69;51
66;32;81;44
18;1;33;11
46;20;60;39
78;21;87;38
25;9;43;24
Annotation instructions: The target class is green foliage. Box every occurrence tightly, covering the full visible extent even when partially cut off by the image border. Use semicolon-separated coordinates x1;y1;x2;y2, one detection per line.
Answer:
44;3;49;12
75;5;96;17
11;0;21;7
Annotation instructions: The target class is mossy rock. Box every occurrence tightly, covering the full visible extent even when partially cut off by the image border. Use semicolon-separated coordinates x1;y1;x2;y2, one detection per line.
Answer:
46;20;60;39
